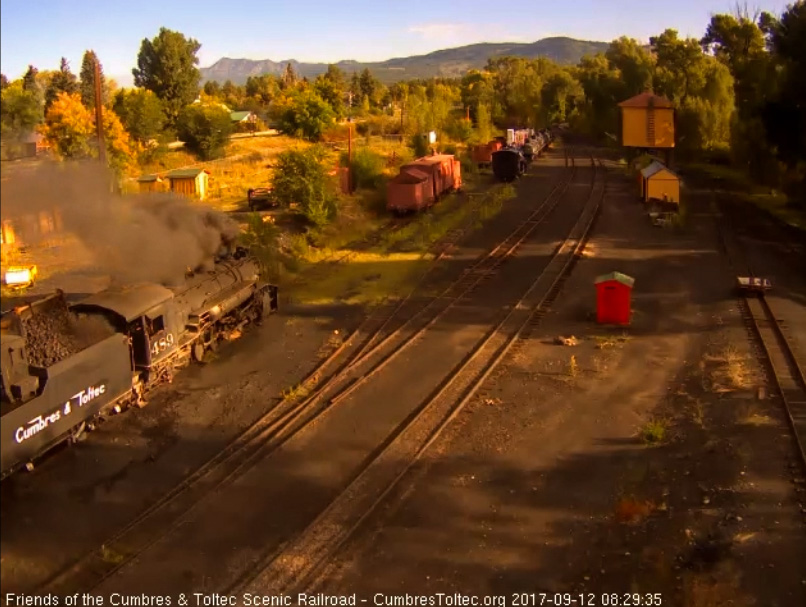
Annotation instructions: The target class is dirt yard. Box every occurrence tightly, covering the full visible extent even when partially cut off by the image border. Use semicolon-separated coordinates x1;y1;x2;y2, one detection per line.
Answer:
310;162;806;606
0;151;554;593
2;148;804;606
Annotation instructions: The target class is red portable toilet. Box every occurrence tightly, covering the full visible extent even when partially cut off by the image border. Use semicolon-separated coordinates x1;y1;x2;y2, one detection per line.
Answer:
595;272;634;325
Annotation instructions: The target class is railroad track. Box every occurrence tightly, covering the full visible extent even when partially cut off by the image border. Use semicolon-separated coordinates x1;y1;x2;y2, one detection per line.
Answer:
715;197;806;476
37;149;577;597
231;156;605;597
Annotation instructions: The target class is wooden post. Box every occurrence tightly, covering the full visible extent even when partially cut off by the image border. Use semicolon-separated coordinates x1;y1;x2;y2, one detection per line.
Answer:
347;122;353;194
94;60;106;166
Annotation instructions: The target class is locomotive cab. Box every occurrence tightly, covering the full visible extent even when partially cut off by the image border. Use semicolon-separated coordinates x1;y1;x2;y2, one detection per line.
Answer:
71;284;182;379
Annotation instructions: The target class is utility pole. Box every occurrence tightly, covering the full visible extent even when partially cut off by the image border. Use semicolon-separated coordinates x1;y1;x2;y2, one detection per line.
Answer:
400;99;405;131
347;121;354;195
94;59;106;166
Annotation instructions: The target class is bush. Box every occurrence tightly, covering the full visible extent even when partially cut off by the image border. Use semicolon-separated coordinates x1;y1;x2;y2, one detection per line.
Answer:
239;213;282;281
459;152;477;176
340;147;385;190
445;117;473;143
273;146;338;226
409;133;429;158
176;103;232;160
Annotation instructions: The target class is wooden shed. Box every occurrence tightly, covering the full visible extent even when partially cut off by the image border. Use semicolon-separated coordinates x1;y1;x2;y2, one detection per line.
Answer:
640;161;680;204
136;174;165;193
165;168;210;200
618;93;675;149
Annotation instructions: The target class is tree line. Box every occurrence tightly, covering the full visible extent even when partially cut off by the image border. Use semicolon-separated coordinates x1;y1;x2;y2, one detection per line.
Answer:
0;3;803;203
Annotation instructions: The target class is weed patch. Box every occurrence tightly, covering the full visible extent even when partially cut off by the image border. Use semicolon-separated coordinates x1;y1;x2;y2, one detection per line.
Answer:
705;346;753;392
640;419;667;444
100;545;125;565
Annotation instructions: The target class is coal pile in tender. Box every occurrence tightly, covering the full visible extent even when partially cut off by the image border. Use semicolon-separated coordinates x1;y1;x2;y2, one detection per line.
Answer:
20;304;114;368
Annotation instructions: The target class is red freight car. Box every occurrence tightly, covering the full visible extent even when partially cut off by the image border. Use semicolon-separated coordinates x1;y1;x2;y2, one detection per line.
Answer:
452;157;462;190
387;169;434;214
400;155;456;200
390;154;461;214
472;143;493;166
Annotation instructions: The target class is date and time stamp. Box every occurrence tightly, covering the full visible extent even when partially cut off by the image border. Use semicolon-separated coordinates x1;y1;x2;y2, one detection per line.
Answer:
5;593;664;607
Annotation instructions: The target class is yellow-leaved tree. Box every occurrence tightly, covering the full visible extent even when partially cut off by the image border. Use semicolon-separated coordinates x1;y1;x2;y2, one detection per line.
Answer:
39;91;95;158
101;105;133;173
39;91;133;172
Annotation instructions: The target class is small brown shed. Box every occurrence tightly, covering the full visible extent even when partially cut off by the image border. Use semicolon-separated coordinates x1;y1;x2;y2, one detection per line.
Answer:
136;174;165;193
640;161;680;204
165;168;210;200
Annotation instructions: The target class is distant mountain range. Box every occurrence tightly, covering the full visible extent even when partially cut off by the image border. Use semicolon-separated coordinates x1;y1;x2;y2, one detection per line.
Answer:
200;37;609;85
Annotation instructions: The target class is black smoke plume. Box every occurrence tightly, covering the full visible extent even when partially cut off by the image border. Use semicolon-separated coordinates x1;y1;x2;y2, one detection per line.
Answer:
0;161;241;286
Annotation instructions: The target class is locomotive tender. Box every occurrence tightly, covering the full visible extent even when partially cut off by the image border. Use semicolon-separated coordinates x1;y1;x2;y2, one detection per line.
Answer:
0;246;279;480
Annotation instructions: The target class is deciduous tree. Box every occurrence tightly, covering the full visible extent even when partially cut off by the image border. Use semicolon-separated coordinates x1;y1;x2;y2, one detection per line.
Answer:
176;102;232;160
1;81;42;138
39;91;96;158
133;27;202;124
272;146;337;226
39;91;132;171
271;88;335;141
112;88;166;143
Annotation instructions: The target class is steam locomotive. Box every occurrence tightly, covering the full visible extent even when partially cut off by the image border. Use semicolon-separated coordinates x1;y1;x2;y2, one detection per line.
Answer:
0;247;279;480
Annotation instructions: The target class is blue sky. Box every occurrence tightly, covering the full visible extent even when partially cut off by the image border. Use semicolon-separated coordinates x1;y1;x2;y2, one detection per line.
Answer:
0;0;794;86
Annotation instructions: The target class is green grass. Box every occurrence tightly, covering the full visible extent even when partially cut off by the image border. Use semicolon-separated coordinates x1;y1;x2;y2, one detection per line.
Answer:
286;181;517;306
683;162;806;230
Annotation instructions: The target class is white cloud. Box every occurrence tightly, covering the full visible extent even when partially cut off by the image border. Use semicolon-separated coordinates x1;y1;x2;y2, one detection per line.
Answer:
407;22;536;44
407;23;472;40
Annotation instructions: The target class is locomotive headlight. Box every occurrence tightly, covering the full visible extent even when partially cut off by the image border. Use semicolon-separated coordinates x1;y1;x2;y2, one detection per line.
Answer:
4;265;37;287
211;305;221;317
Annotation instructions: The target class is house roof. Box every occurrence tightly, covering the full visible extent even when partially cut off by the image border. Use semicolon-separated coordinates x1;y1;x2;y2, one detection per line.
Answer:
618;92;674;109
165;168;210;179
21;132;43;144
230;111;253;122
595;272;635;287
641;160;679;179
137;174;161;183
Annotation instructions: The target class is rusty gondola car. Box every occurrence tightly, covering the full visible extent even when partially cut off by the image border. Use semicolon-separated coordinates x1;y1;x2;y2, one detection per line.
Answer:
0;246;279;480
387;154;461;214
